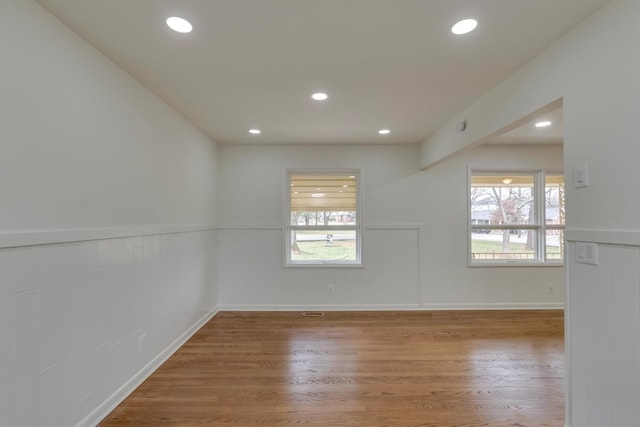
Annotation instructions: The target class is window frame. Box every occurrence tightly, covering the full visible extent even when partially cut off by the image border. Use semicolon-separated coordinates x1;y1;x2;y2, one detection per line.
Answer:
468;169;564;267
284;168;362;267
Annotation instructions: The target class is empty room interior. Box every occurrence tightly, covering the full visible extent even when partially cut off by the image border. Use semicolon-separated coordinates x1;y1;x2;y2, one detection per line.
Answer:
2;1;640;426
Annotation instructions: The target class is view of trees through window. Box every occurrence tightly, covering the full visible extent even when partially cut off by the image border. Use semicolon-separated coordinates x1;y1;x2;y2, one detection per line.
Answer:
470;172;564;264
287;173;360;264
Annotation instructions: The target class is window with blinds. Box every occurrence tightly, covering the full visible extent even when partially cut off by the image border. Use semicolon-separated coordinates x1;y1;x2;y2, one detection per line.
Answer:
286;171;361;265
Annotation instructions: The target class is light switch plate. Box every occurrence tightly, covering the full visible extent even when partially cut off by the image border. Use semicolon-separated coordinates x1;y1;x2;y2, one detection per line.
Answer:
574;162;589;188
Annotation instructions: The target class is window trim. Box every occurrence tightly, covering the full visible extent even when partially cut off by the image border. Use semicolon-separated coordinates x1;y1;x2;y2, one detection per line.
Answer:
284;168;363;267
467;168;565;267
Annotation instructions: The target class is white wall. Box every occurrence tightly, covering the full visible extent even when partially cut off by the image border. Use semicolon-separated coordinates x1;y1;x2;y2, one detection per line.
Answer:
217;143;564;310
0;0;218;232
419;1;640;425
420;0;640;235
0;1;219;426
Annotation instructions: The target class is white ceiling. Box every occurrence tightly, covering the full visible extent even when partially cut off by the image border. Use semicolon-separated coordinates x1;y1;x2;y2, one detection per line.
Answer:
35;0;607;145
493;108;564;145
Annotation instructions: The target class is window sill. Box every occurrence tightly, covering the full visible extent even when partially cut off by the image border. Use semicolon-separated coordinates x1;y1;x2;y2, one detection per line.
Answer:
283;263;364;269
468;261;564;268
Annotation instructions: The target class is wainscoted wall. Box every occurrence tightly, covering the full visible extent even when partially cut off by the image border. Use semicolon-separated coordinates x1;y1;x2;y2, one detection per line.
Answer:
566;240;640;427
1;2;220;426
0;229;217;427
219;227;420;310
217;143;565;311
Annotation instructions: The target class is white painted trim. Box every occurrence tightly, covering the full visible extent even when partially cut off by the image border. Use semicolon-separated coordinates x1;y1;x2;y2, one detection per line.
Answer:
564;259;573;427
216;223;283;230
281;263;365;269
0;222;426;249
468;262;565;268
420;302;565;310
364;224;421;230
220;304;422;311
566;228;640;247
76;307;219;427
220;303;564;311
0;224;217;249
215;224;421;231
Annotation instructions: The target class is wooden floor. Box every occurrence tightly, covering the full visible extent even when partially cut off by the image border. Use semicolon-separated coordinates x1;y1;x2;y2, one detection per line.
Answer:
100;310;565;426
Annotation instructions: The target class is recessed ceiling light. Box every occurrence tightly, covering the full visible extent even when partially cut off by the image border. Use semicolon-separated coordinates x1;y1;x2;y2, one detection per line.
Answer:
249;129;261;134
451;19;478;35
502;178;513;185
311;92;328;101
535;121;552;128
166;17;193;33
378;129;391;135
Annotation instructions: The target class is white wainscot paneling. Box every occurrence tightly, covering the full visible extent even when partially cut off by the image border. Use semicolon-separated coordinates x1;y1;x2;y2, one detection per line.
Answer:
218;227;420;310
0;250;13;426
3;230;218;427
359;228;420;306
567;242;640;427
12;289;39;427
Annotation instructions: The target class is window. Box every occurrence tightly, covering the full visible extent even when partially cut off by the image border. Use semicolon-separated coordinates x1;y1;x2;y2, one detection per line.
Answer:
286;171;361;265
469;171;564;265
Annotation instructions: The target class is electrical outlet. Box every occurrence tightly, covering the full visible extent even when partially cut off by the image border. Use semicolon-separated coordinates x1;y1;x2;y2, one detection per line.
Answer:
576;242;598;265
328;284;335;295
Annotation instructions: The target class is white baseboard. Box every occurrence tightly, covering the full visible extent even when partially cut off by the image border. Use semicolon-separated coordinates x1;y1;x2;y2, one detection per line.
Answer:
420;302;565;310
220;303;564;311
76;306;219;427
219;304;422;311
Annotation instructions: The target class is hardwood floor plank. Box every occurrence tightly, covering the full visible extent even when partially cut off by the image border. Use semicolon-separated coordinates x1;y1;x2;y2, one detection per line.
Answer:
99;310;564;426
